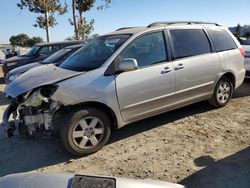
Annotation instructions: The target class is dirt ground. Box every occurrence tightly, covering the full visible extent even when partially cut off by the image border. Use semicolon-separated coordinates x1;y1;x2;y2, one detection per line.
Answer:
0;66;249;188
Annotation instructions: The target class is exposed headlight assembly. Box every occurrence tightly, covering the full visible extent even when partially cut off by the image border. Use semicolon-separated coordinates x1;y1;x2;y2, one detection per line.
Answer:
40;85;58;98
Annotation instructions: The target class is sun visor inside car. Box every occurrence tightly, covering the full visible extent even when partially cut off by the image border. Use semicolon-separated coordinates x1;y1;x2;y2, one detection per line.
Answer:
72;175;116;188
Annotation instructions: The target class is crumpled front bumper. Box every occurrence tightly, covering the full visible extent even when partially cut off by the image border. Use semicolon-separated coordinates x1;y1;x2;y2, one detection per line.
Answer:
1;104;16;137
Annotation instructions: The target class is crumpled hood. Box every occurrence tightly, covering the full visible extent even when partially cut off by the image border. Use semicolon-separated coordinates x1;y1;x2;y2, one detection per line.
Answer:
5;64;84;98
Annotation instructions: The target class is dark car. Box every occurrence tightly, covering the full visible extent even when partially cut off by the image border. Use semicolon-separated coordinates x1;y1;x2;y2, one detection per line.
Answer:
5;44;84;84
2;40;84;76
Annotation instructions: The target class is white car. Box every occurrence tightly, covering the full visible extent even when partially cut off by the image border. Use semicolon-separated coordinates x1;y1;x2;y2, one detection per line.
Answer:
242;39;250;78
0;173;185;188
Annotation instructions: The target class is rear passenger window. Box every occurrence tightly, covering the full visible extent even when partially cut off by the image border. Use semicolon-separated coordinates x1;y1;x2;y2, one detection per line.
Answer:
170;29;211;59
206;28;237;52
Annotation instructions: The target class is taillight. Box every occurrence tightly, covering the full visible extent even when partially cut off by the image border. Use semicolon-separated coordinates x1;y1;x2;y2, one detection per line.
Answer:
239;48;245;57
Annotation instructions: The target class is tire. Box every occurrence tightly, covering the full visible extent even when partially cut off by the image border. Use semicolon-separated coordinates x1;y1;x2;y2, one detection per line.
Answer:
208;76;233;108
60;107;111;156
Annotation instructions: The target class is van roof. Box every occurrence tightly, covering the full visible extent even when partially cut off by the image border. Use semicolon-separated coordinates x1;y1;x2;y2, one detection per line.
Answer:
108;21;223;35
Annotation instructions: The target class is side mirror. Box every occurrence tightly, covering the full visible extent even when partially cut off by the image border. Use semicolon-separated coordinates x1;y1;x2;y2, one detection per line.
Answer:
119;58;138;72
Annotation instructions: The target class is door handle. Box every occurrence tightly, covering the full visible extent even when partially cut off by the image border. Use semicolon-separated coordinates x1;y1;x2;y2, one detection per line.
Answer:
174;63;184;70
161;67;172;74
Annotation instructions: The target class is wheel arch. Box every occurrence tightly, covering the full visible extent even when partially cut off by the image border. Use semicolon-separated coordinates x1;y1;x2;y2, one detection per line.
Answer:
219;72;236;89
53;101;118;132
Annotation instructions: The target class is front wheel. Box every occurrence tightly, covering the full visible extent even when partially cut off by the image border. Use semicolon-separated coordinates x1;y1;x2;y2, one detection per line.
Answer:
208;77;233;108
60;108;111;156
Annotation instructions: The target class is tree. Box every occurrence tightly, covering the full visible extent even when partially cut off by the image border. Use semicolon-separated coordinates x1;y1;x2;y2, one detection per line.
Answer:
235;24;242;38
17;0;67;42
9;33;29;47
26;37;44;47
9;34;43;47
71;0;113;40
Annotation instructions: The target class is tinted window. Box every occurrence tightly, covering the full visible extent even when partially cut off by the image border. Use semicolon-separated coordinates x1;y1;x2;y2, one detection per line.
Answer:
170;29;211;59
206;28;237;52
25;45;40;57
60;35;130;71
38;45;61;55
119;32;167;67
42;48;72;64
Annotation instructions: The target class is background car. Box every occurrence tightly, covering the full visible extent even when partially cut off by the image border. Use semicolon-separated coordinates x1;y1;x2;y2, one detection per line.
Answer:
242;38;250;78
5;44;84;84
2;40;85;76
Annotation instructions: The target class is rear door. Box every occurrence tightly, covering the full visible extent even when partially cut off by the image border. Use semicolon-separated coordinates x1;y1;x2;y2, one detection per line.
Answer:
115;31;175;123
169;28;220;104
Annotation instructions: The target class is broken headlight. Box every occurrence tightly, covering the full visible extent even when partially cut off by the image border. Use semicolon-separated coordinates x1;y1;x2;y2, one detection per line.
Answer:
40;85;58;98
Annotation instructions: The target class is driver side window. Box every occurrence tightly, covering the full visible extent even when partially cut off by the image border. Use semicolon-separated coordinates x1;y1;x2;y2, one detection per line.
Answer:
119;31;167;68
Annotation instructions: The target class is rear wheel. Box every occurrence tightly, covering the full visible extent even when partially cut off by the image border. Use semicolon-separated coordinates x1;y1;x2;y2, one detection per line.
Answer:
208;77;233;108
60;108;111;156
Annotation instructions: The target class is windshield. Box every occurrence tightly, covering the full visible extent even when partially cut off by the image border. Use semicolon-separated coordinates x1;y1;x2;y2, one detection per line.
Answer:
42;48;72;64
25;45;40;57
60;35;131;71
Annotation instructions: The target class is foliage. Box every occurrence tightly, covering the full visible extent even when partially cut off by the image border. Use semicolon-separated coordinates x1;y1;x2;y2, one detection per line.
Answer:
17;0;67;14
26;37;44;47
78;18;94;40
17;0;68;42
9;34;43;47
235;24;241;38
71;0;113;40
9;34;29;47
33;15;57;29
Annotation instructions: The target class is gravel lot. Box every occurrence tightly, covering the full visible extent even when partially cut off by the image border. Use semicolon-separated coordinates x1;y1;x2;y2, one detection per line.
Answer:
0;66;249;188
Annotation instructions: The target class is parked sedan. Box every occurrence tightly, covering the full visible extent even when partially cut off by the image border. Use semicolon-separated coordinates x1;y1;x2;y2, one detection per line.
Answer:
2;40;85;77
242;39;250;78
5;44;83;84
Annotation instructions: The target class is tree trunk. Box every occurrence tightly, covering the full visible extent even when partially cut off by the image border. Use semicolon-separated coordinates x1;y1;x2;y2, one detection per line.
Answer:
44;10;50;42
79;11;85;40
72;0;79;40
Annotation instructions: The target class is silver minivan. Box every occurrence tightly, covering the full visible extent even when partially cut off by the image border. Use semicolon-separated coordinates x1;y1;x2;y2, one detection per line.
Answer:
3;22;246;156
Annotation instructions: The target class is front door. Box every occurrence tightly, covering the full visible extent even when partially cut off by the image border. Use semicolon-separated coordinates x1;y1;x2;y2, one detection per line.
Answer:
115;31;175;123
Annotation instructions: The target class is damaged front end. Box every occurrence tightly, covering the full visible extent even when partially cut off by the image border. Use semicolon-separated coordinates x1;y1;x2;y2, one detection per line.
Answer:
2;85;61;137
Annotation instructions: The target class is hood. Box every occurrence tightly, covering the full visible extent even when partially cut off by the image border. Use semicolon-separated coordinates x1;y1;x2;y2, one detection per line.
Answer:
5;55;29;63
5;64;84;98
8;62;41;76
0;172;184;188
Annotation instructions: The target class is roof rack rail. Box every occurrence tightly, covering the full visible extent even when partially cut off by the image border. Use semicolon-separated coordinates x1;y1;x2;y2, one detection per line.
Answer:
147;21;222;28
116;27;137;31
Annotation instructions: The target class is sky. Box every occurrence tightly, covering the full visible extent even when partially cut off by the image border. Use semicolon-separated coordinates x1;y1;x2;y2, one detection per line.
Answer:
0;0;249;44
